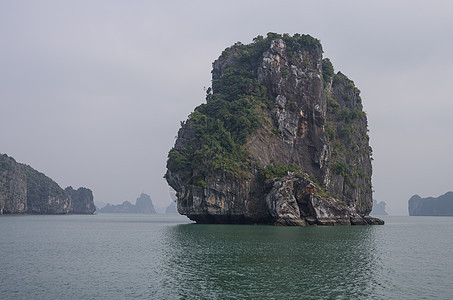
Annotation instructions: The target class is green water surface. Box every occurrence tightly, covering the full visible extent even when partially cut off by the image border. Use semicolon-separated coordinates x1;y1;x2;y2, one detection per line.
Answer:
1;214;452;299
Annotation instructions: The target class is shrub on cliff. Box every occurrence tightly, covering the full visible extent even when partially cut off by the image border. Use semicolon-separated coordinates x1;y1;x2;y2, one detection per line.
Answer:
166;33;323;184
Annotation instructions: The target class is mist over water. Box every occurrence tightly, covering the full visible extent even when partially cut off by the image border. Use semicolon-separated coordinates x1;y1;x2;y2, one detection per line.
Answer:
1;215;452;299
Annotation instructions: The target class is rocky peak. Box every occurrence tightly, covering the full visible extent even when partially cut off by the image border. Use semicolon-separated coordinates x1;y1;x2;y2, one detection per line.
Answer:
135;193;156;213
65;186;96;214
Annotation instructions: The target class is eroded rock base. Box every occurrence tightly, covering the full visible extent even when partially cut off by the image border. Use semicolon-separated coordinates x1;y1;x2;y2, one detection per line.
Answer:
185;214;384;226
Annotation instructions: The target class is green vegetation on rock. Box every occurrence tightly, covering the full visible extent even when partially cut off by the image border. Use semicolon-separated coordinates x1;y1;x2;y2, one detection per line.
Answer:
167;33;321;185
322;58;334;84
166;32;372;215
259;163;301;180
24;166;67;212
323;71;372;198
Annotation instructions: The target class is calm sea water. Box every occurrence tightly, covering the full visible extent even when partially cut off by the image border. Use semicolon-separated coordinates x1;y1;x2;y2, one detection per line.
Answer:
1;214;452;299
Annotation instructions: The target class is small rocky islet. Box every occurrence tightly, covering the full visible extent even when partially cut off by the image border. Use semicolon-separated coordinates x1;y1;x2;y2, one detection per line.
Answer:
97;193;156;213
165;33;384;226
409;192;453;216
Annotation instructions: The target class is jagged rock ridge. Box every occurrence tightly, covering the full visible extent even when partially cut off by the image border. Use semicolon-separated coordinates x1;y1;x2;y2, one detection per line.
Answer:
165;33;383;226
98;193;156;213
0;153;95;215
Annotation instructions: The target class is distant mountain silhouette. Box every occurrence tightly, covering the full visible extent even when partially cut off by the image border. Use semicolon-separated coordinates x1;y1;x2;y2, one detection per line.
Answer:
98;193;156;213
95;201;107;210
370;200;388;216
165;201;178;214
408;192;453;216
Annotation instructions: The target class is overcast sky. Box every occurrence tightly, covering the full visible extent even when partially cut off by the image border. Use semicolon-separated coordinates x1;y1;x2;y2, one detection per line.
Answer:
1;1;452;215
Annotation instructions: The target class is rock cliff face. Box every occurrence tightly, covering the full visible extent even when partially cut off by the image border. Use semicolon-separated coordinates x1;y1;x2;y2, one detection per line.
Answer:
409;192;453;216
135;193;156;213
65;186;96;214
0;153;95;215
0;154;28;214
165;33;383;226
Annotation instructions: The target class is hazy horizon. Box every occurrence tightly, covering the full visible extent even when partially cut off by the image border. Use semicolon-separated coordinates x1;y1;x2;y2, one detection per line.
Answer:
1;1;452;215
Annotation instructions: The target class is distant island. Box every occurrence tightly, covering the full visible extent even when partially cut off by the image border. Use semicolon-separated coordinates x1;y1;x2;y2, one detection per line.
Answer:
165;201;178;214
370;200;388;216
95;200;107;210
408;192;453;216
97;193;156;213
0;153;95;215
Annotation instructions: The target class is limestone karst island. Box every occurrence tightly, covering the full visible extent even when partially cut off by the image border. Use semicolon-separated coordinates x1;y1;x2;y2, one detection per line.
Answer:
409;192;453;216
165;33;384;226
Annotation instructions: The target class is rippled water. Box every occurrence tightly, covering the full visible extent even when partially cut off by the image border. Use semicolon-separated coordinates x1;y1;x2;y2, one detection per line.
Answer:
1;214;452;299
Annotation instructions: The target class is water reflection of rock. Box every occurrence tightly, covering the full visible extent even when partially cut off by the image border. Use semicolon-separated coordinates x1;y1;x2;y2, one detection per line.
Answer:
163;225;382;299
